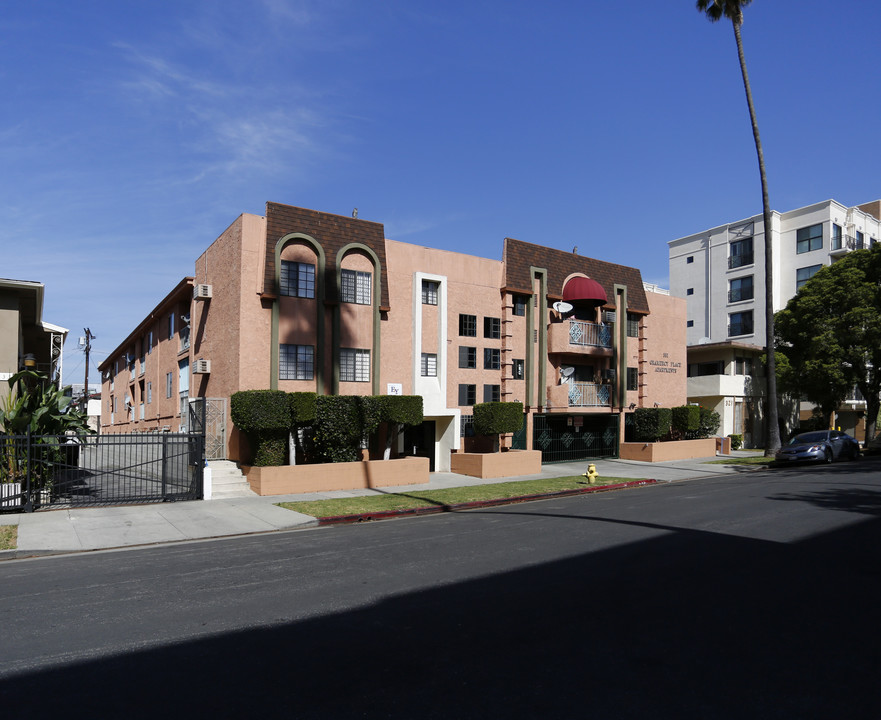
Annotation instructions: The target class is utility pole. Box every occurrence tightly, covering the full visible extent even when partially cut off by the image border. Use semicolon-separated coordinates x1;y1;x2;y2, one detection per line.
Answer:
82;328;95;413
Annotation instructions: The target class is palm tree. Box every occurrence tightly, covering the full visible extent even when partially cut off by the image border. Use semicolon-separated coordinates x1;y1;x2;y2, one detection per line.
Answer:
696;0;780;455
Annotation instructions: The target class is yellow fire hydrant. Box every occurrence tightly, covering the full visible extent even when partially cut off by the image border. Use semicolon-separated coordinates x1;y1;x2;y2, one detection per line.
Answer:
583;463;599;485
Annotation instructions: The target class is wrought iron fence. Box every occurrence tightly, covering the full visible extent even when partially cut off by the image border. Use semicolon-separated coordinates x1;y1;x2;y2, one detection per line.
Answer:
0;430;203;512
567;382;612;408
568;320;612;348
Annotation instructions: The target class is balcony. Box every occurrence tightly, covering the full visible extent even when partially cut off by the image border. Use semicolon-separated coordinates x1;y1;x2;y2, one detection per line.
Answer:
547;382;612;409
548;320;613;356
728;253;754;269
831;234;867;256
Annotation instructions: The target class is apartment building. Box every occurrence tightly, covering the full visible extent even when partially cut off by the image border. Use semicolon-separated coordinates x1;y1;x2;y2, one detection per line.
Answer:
100;203;686;469
0;278;67;405
669;198;881;444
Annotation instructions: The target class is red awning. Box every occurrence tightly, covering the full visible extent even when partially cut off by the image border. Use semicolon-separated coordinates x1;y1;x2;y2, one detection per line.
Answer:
562;277;608;306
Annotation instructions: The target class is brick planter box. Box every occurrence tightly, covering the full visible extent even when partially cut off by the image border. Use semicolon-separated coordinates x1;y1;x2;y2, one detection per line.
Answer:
619;438;716;462
244;456;430;496
449;449;542;479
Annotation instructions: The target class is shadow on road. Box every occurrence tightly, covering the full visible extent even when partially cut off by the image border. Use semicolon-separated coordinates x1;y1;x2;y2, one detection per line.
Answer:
2;493;880;719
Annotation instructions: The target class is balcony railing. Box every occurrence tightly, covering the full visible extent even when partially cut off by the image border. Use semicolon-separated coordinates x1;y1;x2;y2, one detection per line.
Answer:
728;287;754;303
728;322;753;337
567;382;612;408
568;320;612;348
728;253;754;269
832;234;868;252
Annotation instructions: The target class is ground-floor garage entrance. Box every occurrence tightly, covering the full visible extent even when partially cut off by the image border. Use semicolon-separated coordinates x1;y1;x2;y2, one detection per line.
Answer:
532;414;619;463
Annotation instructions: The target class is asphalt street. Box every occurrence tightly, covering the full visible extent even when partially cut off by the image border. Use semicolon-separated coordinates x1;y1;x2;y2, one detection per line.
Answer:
1;460;879;719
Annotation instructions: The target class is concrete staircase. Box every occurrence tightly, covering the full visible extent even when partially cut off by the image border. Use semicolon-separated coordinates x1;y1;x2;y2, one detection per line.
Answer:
206;460;256;499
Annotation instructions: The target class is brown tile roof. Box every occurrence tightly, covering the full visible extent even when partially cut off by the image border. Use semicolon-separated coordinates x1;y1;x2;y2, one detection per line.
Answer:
503;238;649;313
264;203;390;309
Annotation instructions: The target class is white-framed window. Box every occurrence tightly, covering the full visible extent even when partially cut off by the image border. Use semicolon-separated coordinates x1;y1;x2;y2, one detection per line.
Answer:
340;348;370;382
421;353;437;377
796;224;823;254
729;310;753;337
280;344;314;380
796;265;822;290
280;261;316;298
729;275;754;302
422;280;439;305
341;269;371;305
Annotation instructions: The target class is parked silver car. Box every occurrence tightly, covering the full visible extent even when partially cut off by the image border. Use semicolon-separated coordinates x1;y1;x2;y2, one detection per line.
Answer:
774;430;861;464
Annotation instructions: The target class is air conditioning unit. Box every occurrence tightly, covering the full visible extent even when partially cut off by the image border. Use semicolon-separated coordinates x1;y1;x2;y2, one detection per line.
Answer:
193;359;211;374
602;310;617;323
193;284;213;300
602;368;617;381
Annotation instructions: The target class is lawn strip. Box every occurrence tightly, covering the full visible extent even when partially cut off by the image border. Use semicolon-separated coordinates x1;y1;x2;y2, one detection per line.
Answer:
0;525;17;551
277;475;649;521
704;456;774;466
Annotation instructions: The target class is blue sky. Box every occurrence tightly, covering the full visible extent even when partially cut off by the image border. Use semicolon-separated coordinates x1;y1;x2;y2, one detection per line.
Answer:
3;1;880;385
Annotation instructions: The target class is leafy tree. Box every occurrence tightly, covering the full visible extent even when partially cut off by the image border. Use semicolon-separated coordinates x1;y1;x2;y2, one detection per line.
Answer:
696;0;780;455
775;246;881;443
473;401;524;452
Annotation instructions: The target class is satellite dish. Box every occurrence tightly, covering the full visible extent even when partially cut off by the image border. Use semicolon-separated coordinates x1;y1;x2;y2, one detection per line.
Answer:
553;301;573;314
560;366;575;377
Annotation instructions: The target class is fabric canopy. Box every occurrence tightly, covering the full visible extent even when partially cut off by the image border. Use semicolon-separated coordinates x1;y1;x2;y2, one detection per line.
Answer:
562;276;608;307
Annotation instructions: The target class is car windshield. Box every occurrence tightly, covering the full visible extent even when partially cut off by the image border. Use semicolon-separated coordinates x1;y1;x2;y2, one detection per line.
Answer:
790;431;828;445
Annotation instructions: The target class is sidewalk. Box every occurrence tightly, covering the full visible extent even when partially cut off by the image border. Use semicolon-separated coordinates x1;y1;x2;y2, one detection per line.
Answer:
0;453;761;560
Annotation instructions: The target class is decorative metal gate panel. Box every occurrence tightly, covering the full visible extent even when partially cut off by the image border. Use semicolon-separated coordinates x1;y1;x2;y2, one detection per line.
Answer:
194;397;227;460
532;414;619;463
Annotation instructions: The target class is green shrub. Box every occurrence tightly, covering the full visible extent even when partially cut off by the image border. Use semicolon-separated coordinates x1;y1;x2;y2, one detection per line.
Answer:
672;405;700;436
230;390;292;466
698;406;721;438
728;433;743;450
289;392;317;424
473;402;524;437
313;395;362;463
633;407;672;442
383;395;423;426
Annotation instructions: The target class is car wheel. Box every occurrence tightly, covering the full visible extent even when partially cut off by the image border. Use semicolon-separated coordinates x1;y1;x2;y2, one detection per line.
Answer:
824;448;833;464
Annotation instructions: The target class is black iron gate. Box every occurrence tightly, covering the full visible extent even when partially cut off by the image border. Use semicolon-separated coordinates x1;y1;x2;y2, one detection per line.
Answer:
532;414;619;463
0;426;205;512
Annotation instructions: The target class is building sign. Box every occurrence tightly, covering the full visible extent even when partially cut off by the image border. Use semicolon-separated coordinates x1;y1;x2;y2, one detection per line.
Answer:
649;352;681;374
387;383;403;395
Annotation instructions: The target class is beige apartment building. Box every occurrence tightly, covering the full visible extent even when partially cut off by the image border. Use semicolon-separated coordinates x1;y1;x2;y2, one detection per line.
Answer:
99;203;686;470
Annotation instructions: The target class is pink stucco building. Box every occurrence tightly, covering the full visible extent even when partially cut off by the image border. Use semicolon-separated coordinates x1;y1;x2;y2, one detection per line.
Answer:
99;203;686;470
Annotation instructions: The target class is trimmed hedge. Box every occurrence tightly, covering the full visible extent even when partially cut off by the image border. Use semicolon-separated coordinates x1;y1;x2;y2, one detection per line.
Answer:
633;407;673;442
314;395;362;463
698;406;721;437
672;405;700;435
728;433;743;450
383;395;423;426
231;390;292;466
473;401;524;436
289;392;317;424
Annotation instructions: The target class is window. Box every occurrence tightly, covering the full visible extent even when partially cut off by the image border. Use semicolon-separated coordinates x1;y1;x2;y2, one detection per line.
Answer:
729;275;754;302
729;237;753;269
626;367;638;391
484;348;501;370
166;372;173;398
459;346;476;369
513;295;527;316
280;261;315;298
484;317;501;339
512;359;524;380
340;348;370;382
483;384;500;403
626;313;640;338
280;344;314;380
458;384;476;406
341;269;371;305
421;353;437;377
168;313;174;340
459;314;477;337
688;361;724;377
832;223;843;250
796;265;821;290
147;331;153;354
686;288;694;296
729;310;754;337
460;414;475;437
421;280;439;305
735;357;753;375
856;231;865;250
686;256;694;264
796;224;823;254
686;320;694;328
147;382;152;404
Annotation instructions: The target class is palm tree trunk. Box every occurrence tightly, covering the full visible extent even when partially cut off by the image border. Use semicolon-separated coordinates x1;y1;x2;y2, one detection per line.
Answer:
732;19;781;454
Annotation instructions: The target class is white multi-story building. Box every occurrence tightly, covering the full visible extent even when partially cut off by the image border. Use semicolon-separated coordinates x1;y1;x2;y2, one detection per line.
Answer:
669;198;881;446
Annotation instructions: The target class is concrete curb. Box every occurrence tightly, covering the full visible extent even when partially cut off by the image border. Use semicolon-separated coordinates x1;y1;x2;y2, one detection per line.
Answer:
317;479;659;526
